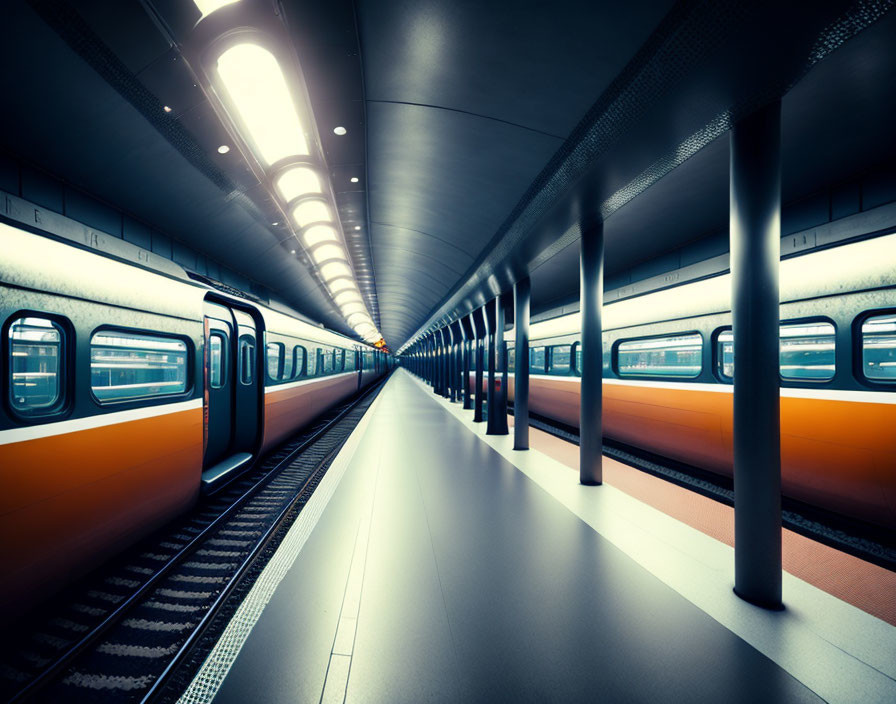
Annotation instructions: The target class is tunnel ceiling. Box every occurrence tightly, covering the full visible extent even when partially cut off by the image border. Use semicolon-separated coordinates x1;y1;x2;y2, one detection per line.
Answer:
1;1;894;349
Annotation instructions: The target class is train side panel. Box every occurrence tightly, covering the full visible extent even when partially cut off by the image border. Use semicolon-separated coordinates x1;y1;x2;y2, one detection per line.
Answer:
261;372;362;453
524;375;896;530
0;403;202;620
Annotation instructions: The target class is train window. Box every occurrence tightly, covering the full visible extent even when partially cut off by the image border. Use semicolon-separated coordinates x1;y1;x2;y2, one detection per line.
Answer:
617;333;703;378
549;345;571;374
861;314;896;382
209;333;225;389
321;348;334;375
507;346;515;370
717;322;836;381
8;317;65;416
239;335;255;385
266;342;284;381
779;322;835;380
344;350;356;372
292;345;307;378
306;347;317;376
530;347;546;373
91;331;188;403
335;348;345;372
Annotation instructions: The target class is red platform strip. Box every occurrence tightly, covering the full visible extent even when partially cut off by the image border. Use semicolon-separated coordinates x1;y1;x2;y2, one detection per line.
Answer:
512;418;896;626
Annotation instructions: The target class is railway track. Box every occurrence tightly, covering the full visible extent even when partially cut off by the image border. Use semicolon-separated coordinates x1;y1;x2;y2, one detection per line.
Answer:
0;377;387;703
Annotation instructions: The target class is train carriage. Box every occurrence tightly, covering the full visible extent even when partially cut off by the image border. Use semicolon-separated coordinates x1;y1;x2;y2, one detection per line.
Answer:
0;221;388;623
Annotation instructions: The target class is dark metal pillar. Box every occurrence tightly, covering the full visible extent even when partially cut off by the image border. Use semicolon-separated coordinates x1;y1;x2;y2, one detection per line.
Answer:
487;296;508;435
731;101;783;610
431;335;439;393
514;277;531;450
440;328;450;399
447;326;457;401
461;316;474;410
473;307;486;422
580;221;604;485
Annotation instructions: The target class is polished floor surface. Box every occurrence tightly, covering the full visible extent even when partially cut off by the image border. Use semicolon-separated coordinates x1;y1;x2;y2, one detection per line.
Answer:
180;370;893;704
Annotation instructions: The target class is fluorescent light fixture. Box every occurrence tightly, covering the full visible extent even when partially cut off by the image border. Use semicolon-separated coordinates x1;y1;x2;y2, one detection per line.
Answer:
276;167;322;201
194;0;240;16
350;177;359;183
311;244;345;264
333;290;362;306
328;278;354;293
293;200;332;228
320;261;352;280
216;43;309;165
303;225;338;247
333;126;347;135
340;302;366;316
217;145;230;154
353;225;361;231
347;312;371;327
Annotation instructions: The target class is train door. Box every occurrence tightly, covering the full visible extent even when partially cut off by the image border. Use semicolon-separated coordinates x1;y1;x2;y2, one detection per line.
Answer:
202;300;262;487
204;301;233;469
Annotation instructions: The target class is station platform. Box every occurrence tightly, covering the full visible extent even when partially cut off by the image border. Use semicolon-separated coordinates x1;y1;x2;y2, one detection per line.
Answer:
179;370;896;704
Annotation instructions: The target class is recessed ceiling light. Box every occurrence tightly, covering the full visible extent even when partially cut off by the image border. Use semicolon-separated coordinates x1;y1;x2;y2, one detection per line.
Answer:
290;249;296;254
217;144;230;154
333;126;347;136
163;105;172;113
350;177;359;183
354;225;361;231
272;221;279;226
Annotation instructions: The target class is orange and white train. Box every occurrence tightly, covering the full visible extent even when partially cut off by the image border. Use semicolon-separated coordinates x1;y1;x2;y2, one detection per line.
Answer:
503;233;896;532
0;221;389;623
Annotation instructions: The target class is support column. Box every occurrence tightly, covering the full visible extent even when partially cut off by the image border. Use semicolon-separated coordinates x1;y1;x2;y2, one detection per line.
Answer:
474;307;485;422
440;328;450;399
447;326;457;402
487;296;508;435
514;277;531;450
579;221;604;485
462;316;473;410
731;101;782;610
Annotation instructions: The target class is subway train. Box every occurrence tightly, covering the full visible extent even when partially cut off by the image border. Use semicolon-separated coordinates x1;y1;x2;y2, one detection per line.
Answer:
0;221;388;623
497;233;896;532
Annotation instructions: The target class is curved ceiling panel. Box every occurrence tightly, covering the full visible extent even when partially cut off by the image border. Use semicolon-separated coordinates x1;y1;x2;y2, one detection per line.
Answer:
366;101;562;343
358;0;676;138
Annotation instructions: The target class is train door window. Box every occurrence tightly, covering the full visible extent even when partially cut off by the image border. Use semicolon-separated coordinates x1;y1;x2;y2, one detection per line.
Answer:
507;346;515;370
779;322;835;381
336;348;345;372
8;316;65;416
617;333;703;378
282;345;295;380
209;333;226;389
266;342;284;381
530;347;546;373
292;345;307;378
549;345;571;374
860;314;896;382
716;331;735;380
239;335;255;385
91;331;188;403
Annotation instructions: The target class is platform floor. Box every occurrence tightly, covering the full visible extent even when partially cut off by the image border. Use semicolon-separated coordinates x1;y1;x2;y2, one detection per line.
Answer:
180;370;896;704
